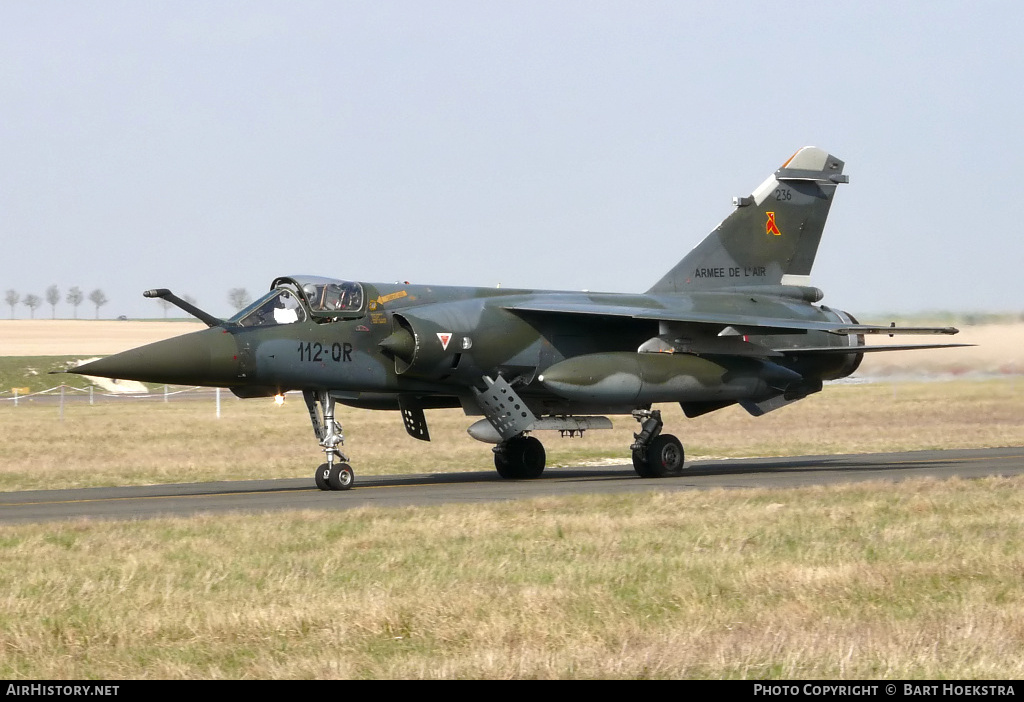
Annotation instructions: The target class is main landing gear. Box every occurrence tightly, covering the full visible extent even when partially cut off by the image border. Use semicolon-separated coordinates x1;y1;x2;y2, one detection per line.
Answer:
630;409;685;478
493;435;546;479
489;409;686;481
302;384;685;488
304;390;355;491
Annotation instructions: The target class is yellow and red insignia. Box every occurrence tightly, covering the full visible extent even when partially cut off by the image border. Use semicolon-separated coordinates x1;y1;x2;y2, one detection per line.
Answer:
765;211;781;236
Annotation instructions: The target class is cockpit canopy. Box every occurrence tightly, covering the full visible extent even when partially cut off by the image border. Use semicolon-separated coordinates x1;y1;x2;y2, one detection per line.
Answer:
229;276;366;328
301;280;364;315
279;276;366;319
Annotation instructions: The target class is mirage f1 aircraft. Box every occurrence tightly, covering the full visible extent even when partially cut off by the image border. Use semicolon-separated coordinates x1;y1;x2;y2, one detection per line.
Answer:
70;147;963;490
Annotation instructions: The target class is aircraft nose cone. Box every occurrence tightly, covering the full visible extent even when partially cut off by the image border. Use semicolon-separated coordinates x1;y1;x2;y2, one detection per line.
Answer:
69;327;241;386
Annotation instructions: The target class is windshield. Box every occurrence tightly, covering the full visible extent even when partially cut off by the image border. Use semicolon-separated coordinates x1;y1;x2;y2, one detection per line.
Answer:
233;289;307;328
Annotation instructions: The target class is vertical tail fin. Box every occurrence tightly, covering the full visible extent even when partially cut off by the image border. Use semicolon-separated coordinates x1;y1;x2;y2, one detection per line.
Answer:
647;146;847;294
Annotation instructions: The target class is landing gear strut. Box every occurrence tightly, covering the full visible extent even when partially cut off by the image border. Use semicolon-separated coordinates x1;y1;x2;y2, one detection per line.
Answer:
493;435;546;479
630;409;685;478
304;390;355;490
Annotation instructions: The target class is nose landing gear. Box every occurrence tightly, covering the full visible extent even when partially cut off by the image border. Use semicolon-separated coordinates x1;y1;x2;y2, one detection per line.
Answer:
305;390;355;491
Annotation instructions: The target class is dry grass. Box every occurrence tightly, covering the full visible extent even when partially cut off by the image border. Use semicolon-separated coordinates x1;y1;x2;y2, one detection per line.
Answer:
0;320;205;356
1;379;1022;491
2;321;1024;679
864;322;1024;376
1;478;1022;678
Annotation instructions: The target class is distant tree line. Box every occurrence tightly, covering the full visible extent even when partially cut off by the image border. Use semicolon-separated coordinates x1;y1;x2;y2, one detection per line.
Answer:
3;285;254;320
4;286;109;320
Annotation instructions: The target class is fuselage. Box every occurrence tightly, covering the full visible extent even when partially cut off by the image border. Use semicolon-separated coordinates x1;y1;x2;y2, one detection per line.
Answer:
72;276;864;416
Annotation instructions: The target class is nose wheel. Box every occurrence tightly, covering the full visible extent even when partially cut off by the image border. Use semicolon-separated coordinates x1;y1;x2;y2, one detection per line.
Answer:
305;390;355;491
316;461;354;491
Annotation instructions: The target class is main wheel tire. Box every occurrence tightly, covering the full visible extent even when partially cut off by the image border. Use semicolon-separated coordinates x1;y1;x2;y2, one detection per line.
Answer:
315;462;332;490
631;448;652;478
634;434;684;478
494;436;546;479
328;462;355;490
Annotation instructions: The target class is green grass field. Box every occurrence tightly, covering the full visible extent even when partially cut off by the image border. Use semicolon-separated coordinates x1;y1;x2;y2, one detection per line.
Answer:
0;356;95;394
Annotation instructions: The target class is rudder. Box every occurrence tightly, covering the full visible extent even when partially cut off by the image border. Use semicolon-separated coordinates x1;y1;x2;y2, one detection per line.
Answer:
648;147;848;294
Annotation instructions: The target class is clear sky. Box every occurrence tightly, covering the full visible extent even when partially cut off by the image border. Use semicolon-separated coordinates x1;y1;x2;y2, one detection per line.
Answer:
2;1;1022;320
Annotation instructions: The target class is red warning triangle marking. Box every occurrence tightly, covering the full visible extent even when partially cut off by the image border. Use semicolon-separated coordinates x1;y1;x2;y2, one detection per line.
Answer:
437;332;453;350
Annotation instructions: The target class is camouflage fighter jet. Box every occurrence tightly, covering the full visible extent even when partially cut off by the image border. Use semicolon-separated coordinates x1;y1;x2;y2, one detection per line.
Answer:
70;147;964;490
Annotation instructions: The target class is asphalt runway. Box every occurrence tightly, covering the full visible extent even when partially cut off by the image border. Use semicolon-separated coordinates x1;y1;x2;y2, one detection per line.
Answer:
2;446;1023;524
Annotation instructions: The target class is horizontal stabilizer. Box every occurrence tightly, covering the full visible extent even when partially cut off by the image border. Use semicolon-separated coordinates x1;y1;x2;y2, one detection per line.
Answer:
848;325;960;336
777;343;972;355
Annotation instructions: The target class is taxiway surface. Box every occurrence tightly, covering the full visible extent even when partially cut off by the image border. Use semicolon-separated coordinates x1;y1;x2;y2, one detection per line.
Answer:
3;447;1023;524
